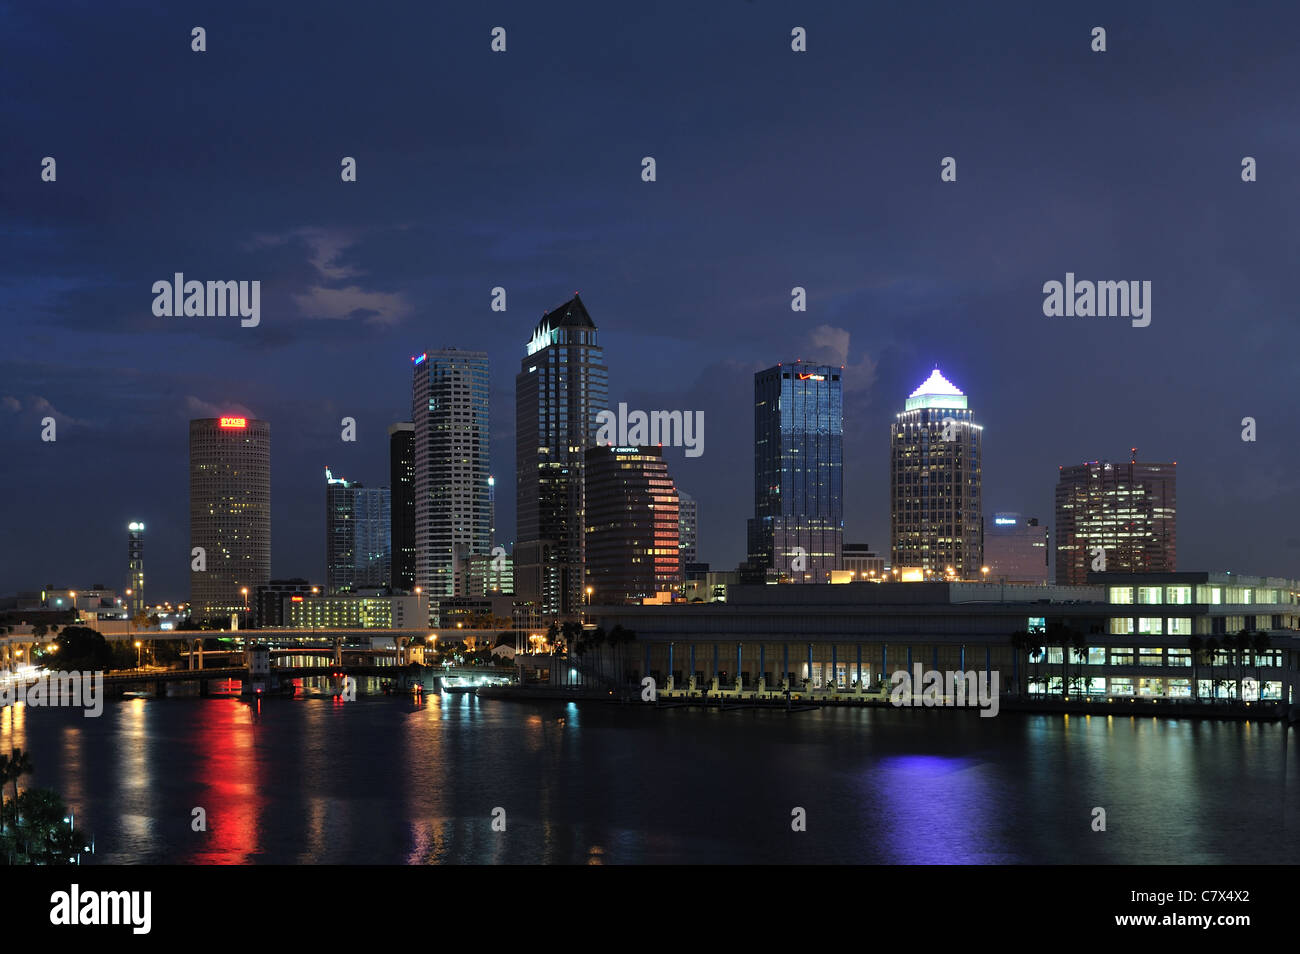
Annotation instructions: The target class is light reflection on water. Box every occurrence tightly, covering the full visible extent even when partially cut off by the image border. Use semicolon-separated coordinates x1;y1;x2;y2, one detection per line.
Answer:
2;696;1298;864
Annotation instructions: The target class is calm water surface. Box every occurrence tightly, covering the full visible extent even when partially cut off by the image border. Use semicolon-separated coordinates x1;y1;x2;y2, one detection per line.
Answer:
3;691;1297;864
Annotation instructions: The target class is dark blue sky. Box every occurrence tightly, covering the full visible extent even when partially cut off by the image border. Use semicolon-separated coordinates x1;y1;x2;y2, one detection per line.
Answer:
2;1;1298;600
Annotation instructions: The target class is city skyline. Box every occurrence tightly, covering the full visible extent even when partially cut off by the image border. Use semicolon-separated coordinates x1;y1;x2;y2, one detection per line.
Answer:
3;3;1297;600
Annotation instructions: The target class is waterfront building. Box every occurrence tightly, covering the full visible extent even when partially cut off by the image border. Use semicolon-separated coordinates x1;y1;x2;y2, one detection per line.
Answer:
597;571;1300;704
890;368;983;579
189;415;271;623
1055;456;1176;585
747;361;844;582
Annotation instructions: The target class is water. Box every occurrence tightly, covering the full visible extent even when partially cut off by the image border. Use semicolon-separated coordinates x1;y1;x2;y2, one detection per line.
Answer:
2;692;1297;864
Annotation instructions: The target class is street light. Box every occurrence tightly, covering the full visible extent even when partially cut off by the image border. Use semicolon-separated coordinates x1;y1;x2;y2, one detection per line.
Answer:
134;640;143;669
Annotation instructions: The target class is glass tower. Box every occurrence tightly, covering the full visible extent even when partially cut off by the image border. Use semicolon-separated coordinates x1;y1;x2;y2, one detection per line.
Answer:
325;467;392;594
515;294;608;617
747;361;844;582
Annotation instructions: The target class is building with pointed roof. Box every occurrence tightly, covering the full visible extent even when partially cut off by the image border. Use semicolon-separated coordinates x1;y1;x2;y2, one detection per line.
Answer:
890;368;983;579
515;294;609;617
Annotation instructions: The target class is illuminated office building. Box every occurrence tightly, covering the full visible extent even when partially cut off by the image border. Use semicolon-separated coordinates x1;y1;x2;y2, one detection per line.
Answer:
984;513;1049;584
1055;457;1176;585
325;467;391;594
747;361;844;582
585;445;680;605
890;368;983;579
189;415;270;623
515;294;608;616
412;349;492;602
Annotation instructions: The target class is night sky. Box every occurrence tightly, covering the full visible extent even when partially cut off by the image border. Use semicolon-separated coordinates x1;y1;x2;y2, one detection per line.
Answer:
2;1;1297;600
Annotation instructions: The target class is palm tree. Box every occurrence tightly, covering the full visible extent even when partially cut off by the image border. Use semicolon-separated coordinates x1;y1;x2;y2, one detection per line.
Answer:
1252;631;1272;699
1046;621;1078;700
1071;629;1089;698
1029;644;1045;697
1187;635;1203;701
1203;637;1220;701
8;748;33;809
0;753;10;835
1009;630;1030;697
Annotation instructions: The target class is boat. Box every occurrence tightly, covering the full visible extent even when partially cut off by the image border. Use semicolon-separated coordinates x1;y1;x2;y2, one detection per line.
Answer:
441;680;476;694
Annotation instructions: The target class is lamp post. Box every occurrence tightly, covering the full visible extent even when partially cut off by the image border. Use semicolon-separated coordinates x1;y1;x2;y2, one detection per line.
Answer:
134;640;142;670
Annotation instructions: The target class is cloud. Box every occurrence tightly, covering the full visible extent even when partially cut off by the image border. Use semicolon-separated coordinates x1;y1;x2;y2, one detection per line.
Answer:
252;227;413;327
30;396;90;427
2;396;20;413
803;324;878;393
291;286;413;326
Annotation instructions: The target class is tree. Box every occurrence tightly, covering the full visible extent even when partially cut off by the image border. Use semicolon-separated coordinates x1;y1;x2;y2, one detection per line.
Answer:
1;788;87;865
1045;621;1079;700
54;626;113;671
1029;644;1045;696
1203;637;1220;701
8;748;33;810
1008;630;1030;697
1252;631;1272;699
1187;635;1203;701
1071;628;1089;697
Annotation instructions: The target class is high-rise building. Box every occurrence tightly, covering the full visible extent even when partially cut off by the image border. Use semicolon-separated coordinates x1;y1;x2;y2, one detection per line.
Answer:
189;415;270;623
1055;457;1176;585
984;513;1049;584
585;445;680;605
890;368;983;579
127;521;145;615
388;422;415;592
747;361;843;582
325;467;391;594
515;294;608;616
678;490;698;567
412;349;491;602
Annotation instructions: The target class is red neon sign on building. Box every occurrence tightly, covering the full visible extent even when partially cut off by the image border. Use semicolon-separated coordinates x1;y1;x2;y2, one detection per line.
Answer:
219;417;247;428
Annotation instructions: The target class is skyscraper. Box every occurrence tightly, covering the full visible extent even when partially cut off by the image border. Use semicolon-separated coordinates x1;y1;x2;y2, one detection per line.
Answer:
747;361;843;582
678;490;698;567
388;422;415;591
515;294;608;616
984;513;1049;584
189;415;270;623
412;349;491;602
585;445;680;605
1055;457;1176;585
890;368;983;579
127;521;145;615
325;467;391;594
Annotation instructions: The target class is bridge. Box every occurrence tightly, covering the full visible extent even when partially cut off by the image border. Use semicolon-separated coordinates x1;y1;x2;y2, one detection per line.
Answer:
0;626;505;672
